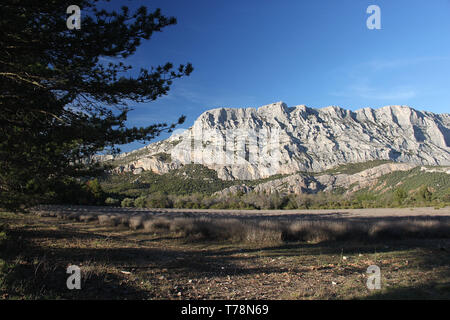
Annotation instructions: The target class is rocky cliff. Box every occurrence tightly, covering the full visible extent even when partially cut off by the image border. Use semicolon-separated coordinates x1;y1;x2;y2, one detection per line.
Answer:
105;102;450;180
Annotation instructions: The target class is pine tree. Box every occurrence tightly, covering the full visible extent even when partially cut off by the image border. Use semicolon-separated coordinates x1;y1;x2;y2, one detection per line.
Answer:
0;0;193;210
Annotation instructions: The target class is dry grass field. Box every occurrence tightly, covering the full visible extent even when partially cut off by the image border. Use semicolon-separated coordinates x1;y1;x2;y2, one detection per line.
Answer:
1;206;450;299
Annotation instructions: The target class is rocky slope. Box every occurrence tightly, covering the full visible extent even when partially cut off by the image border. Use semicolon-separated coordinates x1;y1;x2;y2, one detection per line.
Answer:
104;102;450;180
214;162;418;196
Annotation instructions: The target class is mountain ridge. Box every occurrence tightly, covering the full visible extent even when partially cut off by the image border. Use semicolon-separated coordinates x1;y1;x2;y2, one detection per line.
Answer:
102;102;450;180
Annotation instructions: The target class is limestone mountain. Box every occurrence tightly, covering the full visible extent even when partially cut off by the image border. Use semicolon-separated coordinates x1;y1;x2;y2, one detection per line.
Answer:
104;102;450;181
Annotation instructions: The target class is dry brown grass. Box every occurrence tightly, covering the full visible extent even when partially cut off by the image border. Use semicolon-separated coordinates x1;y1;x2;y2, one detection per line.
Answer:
143;217;171;232
128;215;144;230
283;220;369;242
3;210;450;300
32;207;450;244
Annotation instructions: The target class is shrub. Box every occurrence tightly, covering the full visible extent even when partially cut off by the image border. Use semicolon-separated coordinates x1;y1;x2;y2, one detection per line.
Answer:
393;187;407;204
121;198;135;207
98;214;118;226
245;222;283;243
129;215;144;230
143;217;171;232
0;224;8;247
116;214;130;226
78;214;96;222
105;197;120;206
146;192;173;208
416;185;433;202
85;179;106;205
134;196;147;208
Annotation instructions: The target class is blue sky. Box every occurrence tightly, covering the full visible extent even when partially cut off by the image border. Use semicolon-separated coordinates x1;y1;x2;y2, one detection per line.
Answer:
99;0;450;152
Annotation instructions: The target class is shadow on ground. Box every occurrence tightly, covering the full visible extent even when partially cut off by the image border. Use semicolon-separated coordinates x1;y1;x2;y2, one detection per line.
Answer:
1;214;449;299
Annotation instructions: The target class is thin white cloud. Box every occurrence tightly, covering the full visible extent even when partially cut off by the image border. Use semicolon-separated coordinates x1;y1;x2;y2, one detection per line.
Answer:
164;82;258;108
365;56;450;71
350;84;416;100
332;82;416;101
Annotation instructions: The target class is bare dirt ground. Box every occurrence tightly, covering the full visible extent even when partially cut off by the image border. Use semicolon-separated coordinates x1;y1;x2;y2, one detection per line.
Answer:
1;206;450;300
33;205;450;220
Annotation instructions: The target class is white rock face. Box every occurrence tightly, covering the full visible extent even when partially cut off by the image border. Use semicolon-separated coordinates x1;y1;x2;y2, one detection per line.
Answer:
107;102;450;180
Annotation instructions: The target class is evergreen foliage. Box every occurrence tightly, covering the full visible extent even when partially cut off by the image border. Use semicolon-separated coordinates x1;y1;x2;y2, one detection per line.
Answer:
0;0;192;209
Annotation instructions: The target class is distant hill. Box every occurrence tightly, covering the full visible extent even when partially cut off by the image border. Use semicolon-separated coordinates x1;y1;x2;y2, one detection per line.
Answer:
99;102;450;181
100;161;450;209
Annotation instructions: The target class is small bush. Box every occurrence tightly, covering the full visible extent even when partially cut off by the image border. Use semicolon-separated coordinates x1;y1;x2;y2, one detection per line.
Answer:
98;214;118;226
129;215;144;230
245;225;282;243
78;214;96;222
121;198;135;208
143;217;171;232
116;214;130;226
0;225;8;246
134;196;147;208
146;193;173;208
105;197;120;206
416;185;433;202
393;188;407;204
